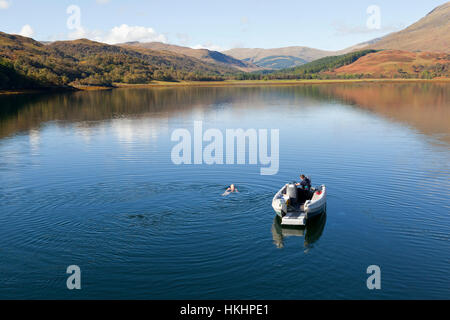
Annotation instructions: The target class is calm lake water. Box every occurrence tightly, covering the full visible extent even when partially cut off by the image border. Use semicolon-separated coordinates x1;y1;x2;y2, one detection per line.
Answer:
0;83;449;299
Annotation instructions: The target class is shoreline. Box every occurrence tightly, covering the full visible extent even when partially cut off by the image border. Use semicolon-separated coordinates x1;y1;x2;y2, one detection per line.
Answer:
1;78;449;95
116;78;450;88
0;86;79;96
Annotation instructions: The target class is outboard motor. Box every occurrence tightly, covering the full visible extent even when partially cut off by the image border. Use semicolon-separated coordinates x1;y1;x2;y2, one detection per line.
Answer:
286;183;297;204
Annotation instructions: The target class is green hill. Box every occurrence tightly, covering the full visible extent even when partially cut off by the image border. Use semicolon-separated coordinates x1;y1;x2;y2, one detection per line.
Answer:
0;32;238;90
278;49;378;76
249;55;308;69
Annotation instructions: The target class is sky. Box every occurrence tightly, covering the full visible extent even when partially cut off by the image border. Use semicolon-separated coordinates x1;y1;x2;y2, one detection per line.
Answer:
0;0;447;51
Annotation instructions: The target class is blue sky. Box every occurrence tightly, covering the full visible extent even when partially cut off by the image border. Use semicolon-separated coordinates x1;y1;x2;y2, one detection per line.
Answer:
0;0;447;51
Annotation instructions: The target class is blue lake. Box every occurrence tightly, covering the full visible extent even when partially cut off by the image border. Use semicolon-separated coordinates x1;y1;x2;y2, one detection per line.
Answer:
0;83;449;299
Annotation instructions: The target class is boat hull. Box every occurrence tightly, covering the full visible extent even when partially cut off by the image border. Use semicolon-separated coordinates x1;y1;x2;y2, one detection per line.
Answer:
272;184;327;226
305;203;326;220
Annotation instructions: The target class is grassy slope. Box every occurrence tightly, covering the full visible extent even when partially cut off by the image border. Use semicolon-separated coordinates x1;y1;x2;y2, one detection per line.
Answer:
369;2;450;53
330;50;450;78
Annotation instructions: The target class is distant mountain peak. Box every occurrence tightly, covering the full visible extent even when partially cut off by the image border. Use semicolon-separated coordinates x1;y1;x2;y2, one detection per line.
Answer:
122;42;261;72
364;2;450;52
223;46;337;69
426;1;450;16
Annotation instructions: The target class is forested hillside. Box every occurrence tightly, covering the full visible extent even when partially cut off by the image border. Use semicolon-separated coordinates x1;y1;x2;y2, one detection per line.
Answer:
0;32;235;89
0;58;43;89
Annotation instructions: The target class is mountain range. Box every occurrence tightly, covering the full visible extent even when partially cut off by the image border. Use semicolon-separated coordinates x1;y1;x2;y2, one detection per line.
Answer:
223;47;334;69
0;2;449;90
122;42;261;72
224;2;450;69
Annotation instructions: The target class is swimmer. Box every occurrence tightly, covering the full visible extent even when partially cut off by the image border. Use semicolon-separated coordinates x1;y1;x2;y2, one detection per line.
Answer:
222;184;239;196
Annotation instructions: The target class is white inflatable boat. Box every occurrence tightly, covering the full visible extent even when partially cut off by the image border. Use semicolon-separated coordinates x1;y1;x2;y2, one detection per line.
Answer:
272;183;326;226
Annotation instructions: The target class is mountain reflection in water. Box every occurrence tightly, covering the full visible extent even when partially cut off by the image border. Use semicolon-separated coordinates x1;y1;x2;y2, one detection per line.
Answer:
1;82;449;143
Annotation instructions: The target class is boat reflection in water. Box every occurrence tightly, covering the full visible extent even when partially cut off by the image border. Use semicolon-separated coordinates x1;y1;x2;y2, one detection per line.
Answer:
271;212;327;250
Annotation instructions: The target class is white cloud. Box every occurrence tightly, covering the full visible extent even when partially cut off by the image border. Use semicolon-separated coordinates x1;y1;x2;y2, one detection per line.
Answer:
64;24;166;45
102;24;167;44
0;0;10;9
96;0;110;4
19;24;34;38
192;43;225;52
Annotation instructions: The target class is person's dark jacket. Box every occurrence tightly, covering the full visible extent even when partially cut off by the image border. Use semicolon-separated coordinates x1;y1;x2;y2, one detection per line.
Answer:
300;177;311;190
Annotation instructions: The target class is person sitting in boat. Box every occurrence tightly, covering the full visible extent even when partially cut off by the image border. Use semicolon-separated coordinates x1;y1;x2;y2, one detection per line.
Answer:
296;175;311;190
